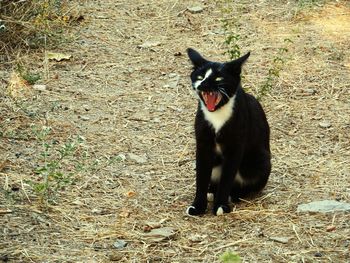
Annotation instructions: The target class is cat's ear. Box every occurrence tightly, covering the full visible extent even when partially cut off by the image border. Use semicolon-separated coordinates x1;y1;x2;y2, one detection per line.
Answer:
224;52;250;73
187;48;208;69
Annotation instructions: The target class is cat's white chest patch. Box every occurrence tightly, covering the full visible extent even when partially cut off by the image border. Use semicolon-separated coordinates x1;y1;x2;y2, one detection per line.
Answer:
201;96;235;133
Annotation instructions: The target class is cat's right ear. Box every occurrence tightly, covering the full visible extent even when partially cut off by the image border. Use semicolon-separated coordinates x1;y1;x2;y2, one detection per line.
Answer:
187;48;208;69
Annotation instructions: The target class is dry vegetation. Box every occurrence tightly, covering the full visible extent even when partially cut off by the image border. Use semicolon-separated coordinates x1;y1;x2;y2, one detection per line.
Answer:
1;0;350;262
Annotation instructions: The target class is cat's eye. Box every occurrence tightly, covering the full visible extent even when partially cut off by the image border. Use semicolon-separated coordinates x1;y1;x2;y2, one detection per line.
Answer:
197;75;204;80
215;77;223;82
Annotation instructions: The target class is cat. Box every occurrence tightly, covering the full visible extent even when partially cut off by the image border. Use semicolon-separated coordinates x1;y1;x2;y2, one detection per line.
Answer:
186;48;271;216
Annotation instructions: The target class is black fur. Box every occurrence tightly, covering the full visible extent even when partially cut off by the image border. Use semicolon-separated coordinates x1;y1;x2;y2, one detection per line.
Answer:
186;48;271;216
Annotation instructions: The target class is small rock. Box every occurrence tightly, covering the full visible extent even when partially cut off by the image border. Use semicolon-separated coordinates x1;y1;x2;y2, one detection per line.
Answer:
297;200;350;213
319;121;331;128
303;88;316;95
83;105;91;111
92;208;102;214
314;252;323;257
187;6;204;13
113;240;127;249
127;153;147;164
32;84;47;91
138;41;161;49
72;200;84;206
164;74;180;89
142;227;176;242
269;236;290;244
168;73;178;78
188;234;207;243
80;116;90;121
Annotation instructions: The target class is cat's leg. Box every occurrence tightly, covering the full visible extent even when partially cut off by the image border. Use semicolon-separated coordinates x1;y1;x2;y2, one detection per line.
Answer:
213;155;242;216
207;165;221;201
186;145;214;216
231;151;271;200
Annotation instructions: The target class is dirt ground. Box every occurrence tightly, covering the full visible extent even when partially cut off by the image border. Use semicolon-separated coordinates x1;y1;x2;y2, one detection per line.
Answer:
1;0;350;262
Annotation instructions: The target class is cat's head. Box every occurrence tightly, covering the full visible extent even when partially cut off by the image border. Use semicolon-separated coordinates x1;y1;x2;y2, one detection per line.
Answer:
187;48;250;112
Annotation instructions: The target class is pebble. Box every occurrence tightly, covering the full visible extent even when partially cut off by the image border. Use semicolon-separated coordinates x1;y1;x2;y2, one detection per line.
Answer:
187;6;204;13
297;200;350;213
318;121;331;128
113;240;127;249
79;116;90;121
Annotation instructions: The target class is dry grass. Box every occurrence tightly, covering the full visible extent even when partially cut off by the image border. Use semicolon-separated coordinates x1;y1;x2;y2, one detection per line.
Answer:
1;0;350;262
0;0;83;64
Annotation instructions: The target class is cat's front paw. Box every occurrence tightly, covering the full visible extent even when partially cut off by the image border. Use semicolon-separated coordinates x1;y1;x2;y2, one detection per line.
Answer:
186;204;206;216
213;204;230;216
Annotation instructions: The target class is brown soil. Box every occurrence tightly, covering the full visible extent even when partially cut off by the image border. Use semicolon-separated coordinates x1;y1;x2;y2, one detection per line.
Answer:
1;1;350;262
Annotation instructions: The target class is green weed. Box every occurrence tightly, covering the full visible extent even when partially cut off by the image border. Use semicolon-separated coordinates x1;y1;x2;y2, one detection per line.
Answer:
219;251;241;263
223;19;241;60
258;38;293;100
297;0;325;8
16;64;41;85
28;125;84;204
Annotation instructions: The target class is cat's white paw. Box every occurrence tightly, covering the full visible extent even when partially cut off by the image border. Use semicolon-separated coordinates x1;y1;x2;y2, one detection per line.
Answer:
207;193;214;202
216;207;224;216
186;206;196;215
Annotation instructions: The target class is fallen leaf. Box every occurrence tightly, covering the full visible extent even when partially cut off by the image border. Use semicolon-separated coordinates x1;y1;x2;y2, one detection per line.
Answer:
0;160;9;172
109;253;124;261
119;209;131;218
142;227;176;242
143;221;162;232
326;225;336;232
125;191;136;198
47;52;72;61
7;72;32;98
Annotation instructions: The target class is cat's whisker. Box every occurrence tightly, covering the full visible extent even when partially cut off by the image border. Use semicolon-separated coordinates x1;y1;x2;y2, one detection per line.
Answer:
218;88;230;99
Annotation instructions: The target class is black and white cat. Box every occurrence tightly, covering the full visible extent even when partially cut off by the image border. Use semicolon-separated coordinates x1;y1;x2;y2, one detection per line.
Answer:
186;48;271;216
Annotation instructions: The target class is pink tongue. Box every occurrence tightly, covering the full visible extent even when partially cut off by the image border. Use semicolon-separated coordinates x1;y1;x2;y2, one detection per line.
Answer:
206;93;217;111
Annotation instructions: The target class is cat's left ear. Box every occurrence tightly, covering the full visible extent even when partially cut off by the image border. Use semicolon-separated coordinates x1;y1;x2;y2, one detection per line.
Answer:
224;52;250;73
187;48;209;69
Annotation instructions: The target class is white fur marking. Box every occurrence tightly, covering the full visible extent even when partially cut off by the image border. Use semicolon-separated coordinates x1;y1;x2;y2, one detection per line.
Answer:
207;193;214;202
193;80;201;89
216;207;224;216
215;143;222;155
201;95;236;133
186;206;196;215
234;171;245;185
211;165;222;183
193;68;213;89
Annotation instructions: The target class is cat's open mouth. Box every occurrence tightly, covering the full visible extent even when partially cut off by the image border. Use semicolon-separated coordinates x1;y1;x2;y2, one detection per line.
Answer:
201;91;222;112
